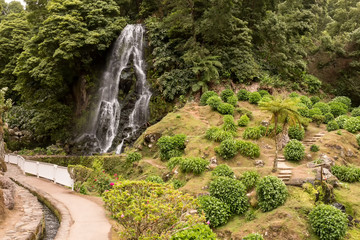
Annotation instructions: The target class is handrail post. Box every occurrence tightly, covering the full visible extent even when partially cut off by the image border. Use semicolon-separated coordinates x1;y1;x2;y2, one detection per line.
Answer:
54;165;58;184
36;162;40;178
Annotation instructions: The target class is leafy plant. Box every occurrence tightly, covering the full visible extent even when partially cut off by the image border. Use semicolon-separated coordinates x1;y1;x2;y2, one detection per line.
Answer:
200;91;218;106
238;114;250;127
309;108;323;118
324;112;335;124
206;96;222;110
258;89;270;97
335;115;350;129
312;114;325;127
215;139;239;159
243;233;264;240
205;127;234;142
300;95;312;109
226;95;238;106
217;102;235;115
249;92;262;104
331;96;351;109
239;171;260;191
310;96;321;105
236;140;261;158
288;125;305;140
351;107;360;117
331;165;360;183
356;134;360;147
220;89;235;102
212;164;235;178
179;157;209;175
146;175;164;184
172;179;185;189
126;152;142;163
289;92;300;98
327;120;339;132
237;89;250;101
222;115;237;132
171;224;217;239
329;102;348;117
243;127;262;140
256;176;288;212
245;209;257;222
309;204;348;240
313;102;330;115
157;134;187;161
167;157;184;171
303;74;322;93
344;117;360;133
209;177;249;215
310;144;320;152
91;171;115;195
198;195;231;227
284;140;305;162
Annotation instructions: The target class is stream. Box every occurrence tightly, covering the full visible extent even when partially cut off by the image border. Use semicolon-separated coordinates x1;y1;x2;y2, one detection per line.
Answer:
41;204;60;240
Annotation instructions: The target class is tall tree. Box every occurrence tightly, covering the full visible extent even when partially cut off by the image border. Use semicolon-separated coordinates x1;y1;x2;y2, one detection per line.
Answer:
0;88;11;172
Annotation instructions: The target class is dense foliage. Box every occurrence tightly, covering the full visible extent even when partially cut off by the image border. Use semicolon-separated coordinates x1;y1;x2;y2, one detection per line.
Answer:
170;224;217;240
212;164;234;178
284;139;305;161
256;176;288;212
331;165;360;183
157;134;186;161
239;170;260;191
288;125;305;141
198;195;231;227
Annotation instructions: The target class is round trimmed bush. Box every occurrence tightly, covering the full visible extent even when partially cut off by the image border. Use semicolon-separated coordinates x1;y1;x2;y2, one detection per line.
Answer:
126;152;142;163
327;120;339;132
309;204;348;240
220;89;235;102
311;96;321;105
249;92;261;104
238;114;250;127
258;90;270;97
309;107;322;118
300;95;312;108
198;195;231;227
217;103;235;115
239;170;260;191
256;176;288;212
209;177;249;215
206;96;222;110
146;175;164;184
335;115;350;129
312;114;325;126
243;233;264;240
200;91;217;106
222;115;237;132
344;117;360;133
324;112;335;124
237;89;250;101
171;223;217;239
205;127;234;142
212;164;234;178
243;127;262;140
329;102;348;117
226;95;238;106
297;103;310;118
310;144;319;152
284;139;305;161
331;96;351;108
304;74;322;93
179;157;209;175
288;125;305;141
313;102;330;114
236;140;261;159
215;139;238;159
356;134;360;147
352;107;360;117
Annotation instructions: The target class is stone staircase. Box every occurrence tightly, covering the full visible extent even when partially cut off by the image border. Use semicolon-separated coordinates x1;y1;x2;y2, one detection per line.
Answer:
277;155;293;183
303;131;326;147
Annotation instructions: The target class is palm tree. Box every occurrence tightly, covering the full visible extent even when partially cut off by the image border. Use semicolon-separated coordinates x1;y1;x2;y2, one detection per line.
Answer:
0;88;12;172
259;97;302;172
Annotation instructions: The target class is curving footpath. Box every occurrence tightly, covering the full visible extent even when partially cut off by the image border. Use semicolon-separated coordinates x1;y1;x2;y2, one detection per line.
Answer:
5;164;111;240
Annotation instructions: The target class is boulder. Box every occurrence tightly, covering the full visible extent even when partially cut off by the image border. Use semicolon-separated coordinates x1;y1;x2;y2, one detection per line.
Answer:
0;177;15;210
254;160;264;167
319;154;335;169
210;156;217;165
315;167;337;182
261;120;270;127
144;133;162;144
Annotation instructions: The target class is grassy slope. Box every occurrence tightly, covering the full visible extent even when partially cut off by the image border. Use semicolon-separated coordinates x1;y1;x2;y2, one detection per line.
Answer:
131;97;360;240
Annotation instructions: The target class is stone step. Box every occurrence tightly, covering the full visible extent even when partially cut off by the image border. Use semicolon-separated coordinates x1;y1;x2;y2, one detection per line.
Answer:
278;174;292;178
279;170;292;174
278;176;290;181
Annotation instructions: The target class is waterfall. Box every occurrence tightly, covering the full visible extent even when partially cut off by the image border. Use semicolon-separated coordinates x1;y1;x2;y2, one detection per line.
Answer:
77;24;151;153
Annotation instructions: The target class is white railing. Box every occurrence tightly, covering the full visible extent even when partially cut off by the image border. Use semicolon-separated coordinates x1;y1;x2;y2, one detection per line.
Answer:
5;154;74;190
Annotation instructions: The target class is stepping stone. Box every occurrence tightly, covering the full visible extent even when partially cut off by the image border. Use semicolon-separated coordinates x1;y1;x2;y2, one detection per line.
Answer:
279;170;292;174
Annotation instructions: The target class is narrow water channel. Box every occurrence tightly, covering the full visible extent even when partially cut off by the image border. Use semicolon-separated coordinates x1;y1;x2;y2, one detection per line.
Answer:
41;204;60;240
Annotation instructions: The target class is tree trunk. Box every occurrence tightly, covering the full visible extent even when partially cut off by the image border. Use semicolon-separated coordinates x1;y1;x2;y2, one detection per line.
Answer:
272;115;278;172
0;117;7;172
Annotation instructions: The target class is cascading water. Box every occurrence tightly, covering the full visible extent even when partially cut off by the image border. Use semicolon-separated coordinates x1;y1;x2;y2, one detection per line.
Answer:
77;24;151;153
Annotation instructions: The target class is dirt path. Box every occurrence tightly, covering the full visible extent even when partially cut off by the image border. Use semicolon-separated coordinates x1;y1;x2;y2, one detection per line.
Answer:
5;164;112;240
185;103;210;126
143;159;166;169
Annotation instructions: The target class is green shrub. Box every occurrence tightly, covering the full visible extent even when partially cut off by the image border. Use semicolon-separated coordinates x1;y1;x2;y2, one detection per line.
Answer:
146;175;164;184
351;107;360;117
258;89;270;97
215;139;238;159
212;164;234;178
237;89;250;101
310;144;319;152
205;127;234;142
222;115;237;132
256;176;288;212
220;89;235;102
217;103;235;115
327;120;339;132
91;171;116;195
289;92;300;98
103;181;205;239
311;96;321;105
245;209;257;222
157;134;187;161
312;114;325;126
309;204;348;240
337;130;342;135
239;171;260;191
249;92;261;104
172;179;185;189
167;157;184;170
236;107;253;119
179;157;209;175
243;233;264;240
284;139;305;161
171;224;217;240
226;95;238;106
313;102;330;115
309;108;322;117
331;165;360;182
335;115;350;129
288;125;305;141
324;112;335;124
68;165;93;184
200;91;218;106
243;127;262;140
331;96;351;109
356;134;360;147
236;140;261;158
329;102;348;117
300;96;312;108
209;177;249;215
238;114;250;127
126;152;142;163
344;117;360;133
260;96;272;102
304;74;322;94
206;96;222;110
264;124;283;136
297;103;310;118
198;195;231;227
